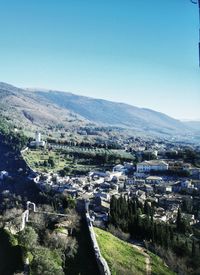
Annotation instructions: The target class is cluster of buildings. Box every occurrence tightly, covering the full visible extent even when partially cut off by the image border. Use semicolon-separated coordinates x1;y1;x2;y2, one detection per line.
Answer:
30;157;200;227
27;135;200;227
135;159;200;179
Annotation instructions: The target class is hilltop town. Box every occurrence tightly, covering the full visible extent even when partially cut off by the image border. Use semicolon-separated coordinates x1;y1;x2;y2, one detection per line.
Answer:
1;124;200;274
21;132;200;228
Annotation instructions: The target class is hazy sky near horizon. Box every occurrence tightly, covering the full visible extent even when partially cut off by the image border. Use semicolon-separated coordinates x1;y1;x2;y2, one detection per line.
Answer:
0;0;199;120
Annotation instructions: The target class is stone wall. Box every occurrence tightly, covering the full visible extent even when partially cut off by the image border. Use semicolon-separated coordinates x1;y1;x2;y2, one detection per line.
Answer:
85;212;111;275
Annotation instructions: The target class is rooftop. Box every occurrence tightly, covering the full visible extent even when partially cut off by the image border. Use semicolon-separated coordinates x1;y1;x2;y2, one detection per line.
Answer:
138;160;168;166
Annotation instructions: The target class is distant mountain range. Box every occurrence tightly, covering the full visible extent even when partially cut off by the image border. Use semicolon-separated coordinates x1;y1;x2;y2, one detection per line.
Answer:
182;120;200;131
0;82;199;139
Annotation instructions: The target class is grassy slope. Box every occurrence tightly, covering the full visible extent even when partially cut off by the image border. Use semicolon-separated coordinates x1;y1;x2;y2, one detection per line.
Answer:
94;227;175;275
149;252;175;275
23;149;71;173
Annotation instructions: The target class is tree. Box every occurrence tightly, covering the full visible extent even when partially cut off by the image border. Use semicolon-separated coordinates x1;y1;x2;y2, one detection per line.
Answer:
144;201;151;216
1;208;23;231
176;208;182;233
62;195;76;209
59;166;71;177
48;156;55;168
192;239;196;258
18;226;38;250
31;246;64;275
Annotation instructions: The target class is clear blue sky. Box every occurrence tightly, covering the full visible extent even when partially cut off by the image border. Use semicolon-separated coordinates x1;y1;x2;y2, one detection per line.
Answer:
0;0;199;120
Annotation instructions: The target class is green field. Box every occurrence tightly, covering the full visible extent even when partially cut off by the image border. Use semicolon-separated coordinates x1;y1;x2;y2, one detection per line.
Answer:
22;148;98;174
94;227;175;275
22;146;134;175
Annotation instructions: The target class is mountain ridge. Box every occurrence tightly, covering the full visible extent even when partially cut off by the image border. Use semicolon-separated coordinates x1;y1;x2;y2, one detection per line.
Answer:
0;82;193;138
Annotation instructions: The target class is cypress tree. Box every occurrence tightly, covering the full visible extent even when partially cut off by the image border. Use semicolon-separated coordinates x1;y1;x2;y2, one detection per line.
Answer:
176;208;182;232
169;226;174;244
144;201;150;216
164;226;170;249
192;239;196;258
154;223;158;243
151;222;155;243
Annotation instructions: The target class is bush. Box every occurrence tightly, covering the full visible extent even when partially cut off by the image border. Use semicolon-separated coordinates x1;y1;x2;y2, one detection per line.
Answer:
31;246;64;275
18;227;38;250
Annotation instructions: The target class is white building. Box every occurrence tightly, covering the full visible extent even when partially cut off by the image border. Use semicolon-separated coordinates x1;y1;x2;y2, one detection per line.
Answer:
95;192;110;201
113;164;126;173
30;131;45;147
126;178;135;185
0;171;9;180
146;176;163;184
35;131;41;143
181;180;192;188
136;160;168;173
144;150;158;157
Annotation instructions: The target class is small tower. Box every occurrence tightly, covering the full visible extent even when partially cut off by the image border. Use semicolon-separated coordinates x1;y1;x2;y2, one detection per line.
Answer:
35;131;41;143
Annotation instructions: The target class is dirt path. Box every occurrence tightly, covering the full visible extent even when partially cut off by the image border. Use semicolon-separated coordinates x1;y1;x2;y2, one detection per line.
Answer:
129;243;151;275
145;254;151;275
